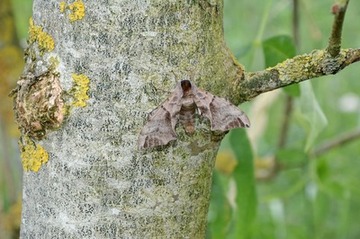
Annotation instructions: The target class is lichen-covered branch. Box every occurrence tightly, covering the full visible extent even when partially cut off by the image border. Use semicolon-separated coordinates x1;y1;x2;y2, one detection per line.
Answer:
237;48;360;103
232;0;356;104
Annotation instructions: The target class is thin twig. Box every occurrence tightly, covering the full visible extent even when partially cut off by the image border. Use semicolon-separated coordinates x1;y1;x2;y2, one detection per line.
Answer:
326;0;350;57
277;96;294;148
277;0;299;149
267;0;299;181
313;128;360;157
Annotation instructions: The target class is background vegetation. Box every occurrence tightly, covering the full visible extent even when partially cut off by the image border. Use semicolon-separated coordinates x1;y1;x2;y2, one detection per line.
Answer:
1;0;359;238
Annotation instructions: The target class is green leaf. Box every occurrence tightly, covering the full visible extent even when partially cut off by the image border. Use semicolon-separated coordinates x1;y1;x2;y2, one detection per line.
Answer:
283;84;300;97
297;81;328;152
262;35;300;97
227;129;257;239
276;148;308;167
234;43;253;59
207;171;232;239
262;35;296;67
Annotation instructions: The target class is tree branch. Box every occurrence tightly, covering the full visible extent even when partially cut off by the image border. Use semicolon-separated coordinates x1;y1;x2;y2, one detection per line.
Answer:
237;48;360;103
277;0;300;149
312;128;360;157
231;0;357;104
327;0;349;57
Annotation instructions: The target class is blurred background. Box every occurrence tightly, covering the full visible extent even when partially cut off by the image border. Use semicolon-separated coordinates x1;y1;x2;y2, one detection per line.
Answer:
210;0;360;239
1;0;32;238
1;0;360;239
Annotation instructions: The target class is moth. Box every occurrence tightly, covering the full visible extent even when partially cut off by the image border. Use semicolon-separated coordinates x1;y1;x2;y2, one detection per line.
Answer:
138;80;250;149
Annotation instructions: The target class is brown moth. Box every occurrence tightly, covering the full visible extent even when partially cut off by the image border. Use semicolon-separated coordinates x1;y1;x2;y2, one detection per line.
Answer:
138;80;250;149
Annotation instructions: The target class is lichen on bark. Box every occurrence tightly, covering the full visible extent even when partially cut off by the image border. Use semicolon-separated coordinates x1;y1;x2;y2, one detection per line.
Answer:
28;18;55;53
18;1;245;238
60;0;86;22
20;136;49;172
17;0;360;237
70;73;90;108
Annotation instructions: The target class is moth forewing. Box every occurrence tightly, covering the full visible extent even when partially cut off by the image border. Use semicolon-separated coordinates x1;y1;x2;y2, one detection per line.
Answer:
207;96;251;132
138;104;177;150
138;80;250;150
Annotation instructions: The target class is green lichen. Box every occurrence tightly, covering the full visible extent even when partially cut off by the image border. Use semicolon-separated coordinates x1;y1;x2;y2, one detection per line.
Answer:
274;50;325;84
71;73;90;107
49;56;60;71
20;137;49;172
28;18;55;53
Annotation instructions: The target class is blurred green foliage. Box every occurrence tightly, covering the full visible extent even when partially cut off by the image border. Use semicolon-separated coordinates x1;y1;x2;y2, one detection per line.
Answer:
210;0;360;238
11;0;33;40
0;0;32;238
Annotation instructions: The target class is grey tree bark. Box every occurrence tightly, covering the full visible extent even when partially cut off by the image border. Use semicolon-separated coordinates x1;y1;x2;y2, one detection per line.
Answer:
19;0;236;238
17;0;359;238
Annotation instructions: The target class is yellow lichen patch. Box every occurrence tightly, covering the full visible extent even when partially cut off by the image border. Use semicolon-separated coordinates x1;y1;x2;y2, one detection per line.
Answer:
71;73;90;107
59;1;67;13
28;18;55;52
20;138;49;172
69;0;85;22
60;0;85;22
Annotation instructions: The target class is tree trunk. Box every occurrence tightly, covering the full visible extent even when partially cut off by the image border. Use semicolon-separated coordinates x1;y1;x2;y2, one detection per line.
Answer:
19;0;238;237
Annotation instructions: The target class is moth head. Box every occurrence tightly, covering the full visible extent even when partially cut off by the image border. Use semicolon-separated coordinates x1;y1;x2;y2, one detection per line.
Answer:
180;80;192;94
181;80;191;92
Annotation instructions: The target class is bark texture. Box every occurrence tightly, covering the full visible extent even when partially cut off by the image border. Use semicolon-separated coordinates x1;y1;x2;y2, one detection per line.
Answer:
20;0;238;238
19;0;360;238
